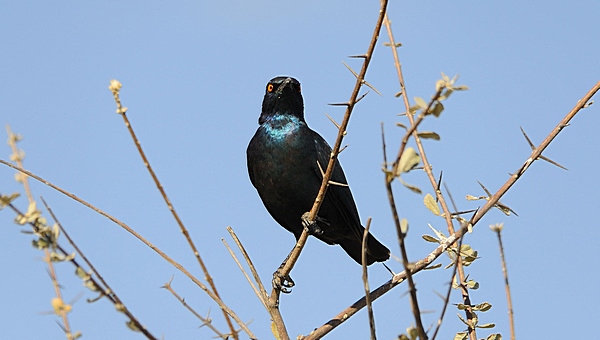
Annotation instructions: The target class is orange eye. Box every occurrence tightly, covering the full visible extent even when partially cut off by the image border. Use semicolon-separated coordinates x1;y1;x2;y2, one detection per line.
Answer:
267;84;274;92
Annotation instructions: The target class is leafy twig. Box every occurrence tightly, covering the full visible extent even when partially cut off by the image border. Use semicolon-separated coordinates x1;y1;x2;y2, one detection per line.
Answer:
0;160;256;339
302;79;600;340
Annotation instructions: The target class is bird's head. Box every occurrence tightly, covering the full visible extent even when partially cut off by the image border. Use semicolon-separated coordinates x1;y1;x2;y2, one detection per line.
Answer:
259;76;304;124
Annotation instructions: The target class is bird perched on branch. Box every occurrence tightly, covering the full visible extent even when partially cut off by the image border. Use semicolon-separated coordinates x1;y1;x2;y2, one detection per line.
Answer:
246;76;390;265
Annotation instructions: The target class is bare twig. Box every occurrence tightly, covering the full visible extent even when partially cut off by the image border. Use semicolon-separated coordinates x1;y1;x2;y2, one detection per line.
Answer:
162;277;228;339
222;238;267;309
491;223;515;340
361;218;376;340
226;227;268;304
108;80;238;339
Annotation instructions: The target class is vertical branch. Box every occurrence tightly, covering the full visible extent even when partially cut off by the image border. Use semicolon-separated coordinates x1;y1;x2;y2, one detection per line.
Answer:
108;80;238;339
491;224;515;340
6;126;76;339
267;2;389;339
362;218;376;340
381;14;428;340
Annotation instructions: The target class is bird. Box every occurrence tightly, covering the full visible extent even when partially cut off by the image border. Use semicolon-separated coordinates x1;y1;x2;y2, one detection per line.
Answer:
246;76;390;265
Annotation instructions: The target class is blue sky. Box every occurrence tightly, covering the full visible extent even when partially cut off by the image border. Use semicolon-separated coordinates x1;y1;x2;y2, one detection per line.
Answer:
1;1;599;339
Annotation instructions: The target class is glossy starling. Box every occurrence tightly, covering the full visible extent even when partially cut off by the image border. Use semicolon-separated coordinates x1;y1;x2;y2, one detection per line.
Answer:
247;76;390;265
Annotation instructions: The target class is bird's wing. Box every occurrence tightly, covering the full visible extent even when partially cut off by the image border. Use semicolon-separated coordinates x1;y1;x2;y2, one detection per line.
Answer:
311;132;364;240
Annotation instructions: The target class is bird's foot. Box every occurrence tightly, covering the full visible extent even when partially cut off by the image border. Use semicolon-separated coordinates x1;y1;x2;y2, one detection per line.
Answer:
301;212;323;236
272;269;295;294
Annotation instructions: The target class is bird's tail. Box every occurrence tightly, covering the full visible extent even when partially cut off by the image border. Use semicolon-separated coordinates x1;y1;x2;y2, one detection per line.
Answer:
339;232;390;266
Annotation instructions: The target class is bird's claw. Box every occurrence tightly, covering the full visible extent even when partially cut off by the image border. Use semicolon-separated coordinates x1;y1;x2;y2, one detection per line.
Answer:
272;269;295;294
301;212;324;236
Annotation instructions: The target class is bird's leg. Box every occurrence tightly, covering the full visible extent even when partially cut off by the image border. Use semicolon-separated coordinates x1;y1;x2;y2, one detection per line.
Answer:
301;212;324;236
272;253;295;294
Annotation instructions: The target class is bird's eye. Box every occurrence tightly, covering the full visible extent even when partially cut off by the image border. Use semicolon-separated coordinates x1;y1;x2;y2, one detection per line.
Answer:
267;84;274;92
297;85;301;93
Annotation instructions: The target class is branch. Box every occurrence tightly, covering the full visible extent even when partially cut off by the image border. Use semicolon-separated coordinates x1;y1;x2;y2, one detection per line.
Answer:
302;79;600;339
108;80;238;340
361;218;376;340
0;160;256;339
491;224;515;340
266;1;389;338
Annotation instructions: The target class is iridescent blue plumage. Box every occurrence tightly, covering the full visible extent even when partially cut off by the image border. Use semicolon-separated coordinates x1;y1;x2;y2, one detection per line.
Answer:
247;76;390;265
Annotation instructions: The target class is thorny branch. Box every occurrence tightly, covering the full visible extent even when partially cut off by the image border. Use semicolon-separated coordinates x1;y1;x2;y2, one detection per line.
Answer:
266;1;389;339
301;80;600;339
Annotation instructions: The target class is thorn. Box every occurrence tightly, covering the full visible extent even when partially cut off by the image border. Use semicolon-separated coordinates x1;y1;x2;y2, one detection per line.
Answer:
476;181;492;197
349;54;367;59
342;60;359;78
519;126;535;149
539;155;568;171
468;207;480;225
316;160;325;177
355;91;369;103
339;144;348;153
382;262;395;275
520;126;568;170
325;113;341;129
328;180;349;187
450;209;477;217
435;171;443;201
328;102;350;107
362;79;382;96
342;61;382;96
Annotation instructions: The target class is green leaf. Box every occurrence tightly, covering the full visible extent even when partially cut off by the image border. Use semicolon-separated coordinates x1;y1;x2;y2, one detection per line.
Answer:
428;224;447;241
453;332;468;340
417;131;441;140
0;193;20;209
406;326;418;340
397;147;421;174
473;302;492;312
424;263;442;270
424;194;441;216
414;96;427;110
432;102;444;117
477;323;496;329
126;320;141;332
399;177;422;194
76;267;88;279
422;234;440;243
466;279;479;290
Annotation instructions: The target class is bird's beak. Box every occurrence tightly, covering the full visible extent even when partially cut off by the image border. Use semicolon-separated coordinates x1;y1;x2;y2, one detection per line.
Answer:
275;77;293;94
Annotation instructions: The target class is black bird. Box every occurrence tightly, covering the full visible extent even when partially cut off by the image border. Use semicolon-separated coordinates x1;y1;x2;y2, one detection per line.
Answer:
246;76;390;265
